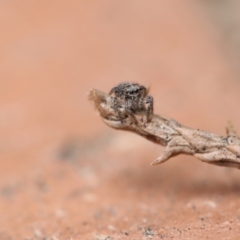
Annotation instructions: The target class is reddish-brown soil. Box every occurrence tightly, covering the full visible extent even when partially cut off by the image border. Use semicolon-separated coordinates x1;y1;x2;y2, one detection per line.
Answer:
1;1;240;239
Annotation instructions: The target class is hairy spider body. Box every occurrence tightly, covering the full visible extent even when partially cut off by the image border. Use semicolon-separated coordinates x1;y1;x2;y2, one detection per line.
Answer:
109;82;154;122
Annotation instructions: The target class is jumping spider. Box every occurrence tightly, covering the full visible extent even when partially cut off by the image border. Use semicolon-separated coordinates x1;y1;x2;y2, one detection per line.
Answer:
109;82;154;123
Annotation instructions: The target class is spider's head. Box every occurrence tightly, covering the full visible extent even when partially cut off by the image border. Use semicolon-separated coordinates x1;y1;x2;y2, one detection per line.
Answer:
109;82;147;100
124;83;147;99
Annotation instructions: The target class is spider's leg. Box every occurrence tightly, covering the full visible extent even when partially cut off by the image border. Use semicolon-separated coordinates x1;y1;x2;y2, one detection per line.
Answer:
144;95;154;122
139;97;145;110
125;100;138;124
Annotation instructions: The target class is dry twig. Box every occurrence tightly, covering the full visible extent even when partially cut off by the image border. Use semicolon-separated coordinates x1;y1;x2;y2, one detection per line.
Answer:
89;83;240;169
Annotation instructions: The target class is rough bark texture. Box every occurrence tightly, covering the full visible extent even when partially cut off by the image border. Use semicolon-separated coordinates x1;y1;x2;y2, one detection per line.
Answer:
90;88;240;169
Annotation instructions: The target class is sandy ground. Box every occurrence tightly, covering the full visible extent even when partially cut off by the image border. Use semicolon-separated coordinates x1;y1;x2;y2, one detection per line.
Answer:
1;1;240;239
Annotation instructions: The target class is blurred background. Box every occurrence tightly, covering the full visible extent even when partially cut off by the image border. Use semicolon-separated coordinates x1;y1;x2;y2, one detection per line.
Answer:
1;1;240;239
